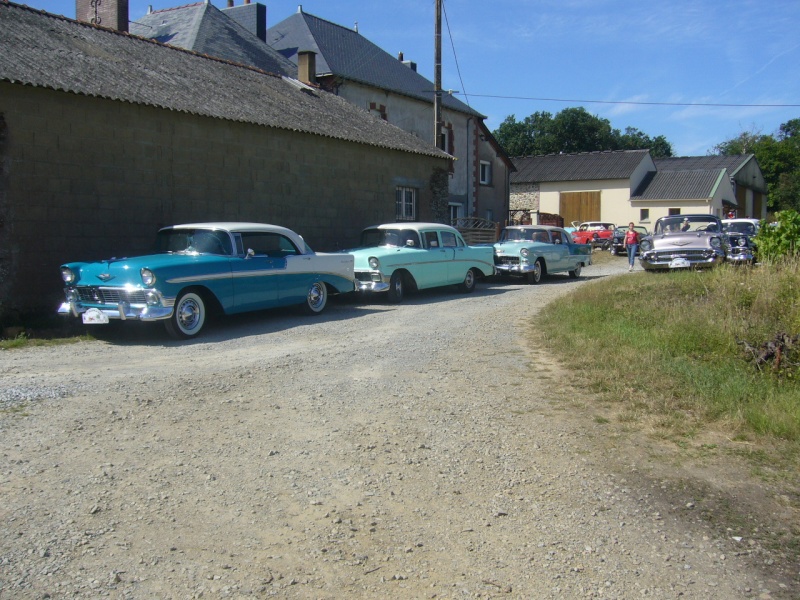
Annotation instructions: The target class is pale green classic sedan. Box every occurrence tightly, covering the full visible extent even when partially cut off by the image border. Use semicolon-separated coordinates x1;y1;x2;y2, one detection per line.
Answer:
58;222;355;339
347;223;495;303
493;225;593;284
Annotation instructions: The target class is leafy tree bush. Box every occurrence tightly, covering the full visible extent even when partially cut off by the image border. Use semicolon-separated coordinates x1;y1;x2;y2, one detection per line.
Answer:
754;210;800;262
493;108;673;157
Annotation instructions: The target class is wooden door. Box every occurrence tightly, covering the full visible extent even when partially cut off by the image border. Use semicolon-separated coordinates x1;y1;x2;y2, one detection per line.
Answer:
559;191;601;224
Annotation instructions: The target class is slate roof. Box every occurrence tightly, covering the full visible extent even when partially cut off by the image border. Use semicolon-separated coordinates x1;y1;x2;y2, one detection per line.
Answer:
654;155;754;176
511;150;650;184
0;2;451;160
630;169;728;201
130;2;296;77
266;9;483;118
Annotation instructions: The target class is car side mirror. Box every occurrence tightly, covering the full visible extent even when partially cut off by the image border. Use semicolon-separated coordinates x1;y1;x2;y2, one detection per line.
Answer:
246;248;255;258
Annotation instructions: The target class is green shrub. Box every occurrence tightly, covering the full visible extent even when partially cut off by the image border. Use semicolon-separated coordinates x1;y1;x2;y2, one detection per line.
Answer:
755;210;800;262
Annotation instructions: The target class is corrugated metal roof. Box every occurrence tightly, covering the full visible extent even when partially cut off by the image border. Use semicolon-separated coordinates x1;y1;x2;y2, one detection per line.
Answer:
130;2;297;78
654;155;753;176
0;2;451;160
631;169;726;200
511;150;650;183
266;10;483;118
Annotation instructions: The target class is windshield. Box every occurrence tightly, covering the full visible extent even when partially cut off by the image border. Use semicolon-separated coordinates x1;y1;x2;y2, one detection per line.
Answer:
154;228;233;256
501;228;550;243
655;216;720;235
359;228;421;248
723;222;757;235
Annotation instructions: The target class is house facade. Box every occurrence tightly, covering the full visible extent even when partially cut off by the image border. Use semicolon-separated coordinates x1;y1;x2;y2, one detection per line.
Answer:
0;2;451;315
511;150;765;229
265;8;513;225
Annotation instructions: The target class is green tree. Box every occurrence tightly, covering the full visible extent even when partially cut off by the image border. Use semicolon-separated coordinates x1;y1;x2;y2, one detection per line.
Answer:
714;120;800;212
493;107;673;158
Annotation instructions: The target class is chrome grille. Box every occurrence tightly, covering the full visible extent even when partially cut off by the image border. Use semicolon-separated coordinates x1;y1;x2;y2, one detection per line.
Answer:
75;286;147;304
496;256;519;266
650;250;709;261
354;272;374;283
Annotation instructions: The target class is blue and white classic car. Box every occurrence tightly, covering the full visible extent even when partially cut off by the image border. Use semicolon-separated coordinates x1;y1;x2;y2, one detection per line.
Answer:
58;222;355;339
493;225;593;284
347;223;495;303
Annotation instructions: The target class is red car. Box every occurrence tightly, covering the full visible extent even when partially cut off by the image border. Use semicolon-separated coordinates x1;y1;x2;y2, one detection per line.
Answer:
570;222;616;249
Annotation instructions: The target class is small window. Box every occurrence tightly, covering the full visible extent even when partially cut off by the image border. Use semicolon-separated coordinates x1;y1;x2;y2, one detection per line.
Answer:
241;232;299;257
668;208;681;216
480;161;492;185
640;209;650;222
423;231;439;248
440;231;457;247
396;187;416;221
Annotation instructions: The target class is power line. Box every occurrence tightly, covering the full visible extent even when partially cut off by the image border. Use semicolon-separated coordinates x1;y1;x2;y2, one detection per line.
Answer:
461;94;800;108
441;0;469;107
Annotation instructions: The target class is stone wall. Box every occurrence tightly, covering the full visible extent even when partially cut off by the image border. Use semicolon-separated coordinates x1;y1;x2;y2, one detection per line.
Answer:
0;83;448;313
510;182;540;212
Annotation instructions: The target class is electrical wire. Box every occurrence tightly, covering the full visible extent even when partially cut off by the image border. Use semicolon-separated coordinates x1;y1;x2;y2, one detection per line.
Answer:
441;0;469;107
459;94;800;108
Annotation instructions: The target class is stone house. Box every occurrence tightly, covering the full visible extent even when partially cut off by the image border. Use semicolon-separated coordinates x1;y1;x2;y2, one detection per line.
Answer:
0;1;452;315
511;150;766;229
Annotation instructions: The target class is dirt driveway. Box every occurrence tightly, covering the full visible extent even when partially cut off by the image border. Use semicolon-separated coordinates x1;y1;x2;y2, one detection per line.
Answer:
1;259;796;598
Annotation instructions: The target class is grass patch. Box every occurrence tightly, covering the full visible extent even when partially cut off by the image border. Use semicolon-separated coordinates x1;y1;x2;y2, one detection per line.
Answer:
535;259;800;441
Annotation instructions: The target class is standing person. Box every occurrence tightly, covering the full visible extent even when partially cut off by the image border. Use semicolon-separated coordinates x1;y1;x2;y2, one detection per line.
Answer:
623;222;639;272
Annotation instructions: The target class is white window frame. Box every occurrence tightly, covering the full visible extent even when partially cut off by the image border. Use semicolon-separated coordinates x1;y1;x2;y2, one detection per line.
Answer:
480;160;492;185
396;186;417;221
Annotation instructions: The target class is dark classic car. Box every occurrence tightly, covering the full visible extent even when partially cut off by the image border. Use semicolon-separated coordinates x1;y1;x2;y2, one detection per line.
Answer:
638;215;729;271
58;222;356;339
609;225;649;256
722;218;760;264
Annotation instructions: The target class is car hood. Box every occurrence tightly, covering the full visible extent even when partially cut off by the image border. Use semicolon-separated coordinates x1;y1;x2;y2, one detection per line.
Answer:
645;232;715;250
494;241;547;254
346;246;419;269
63;253;230;287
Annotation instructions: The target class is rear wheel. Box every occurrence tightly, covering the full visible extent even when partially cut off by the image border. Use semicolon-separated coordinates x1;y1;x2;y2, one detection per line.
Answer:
303;281;328;315
165;290;206;339
387;271;404;303
569;264;582;278
527;259;543;284
458;269;476;293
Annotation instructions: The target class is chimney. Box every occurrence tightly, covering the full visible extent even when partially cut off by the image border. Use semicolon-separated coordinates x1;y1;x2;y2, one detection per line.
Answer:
227;0;233;6
76;0;129;31
398;51;404;61
222;1;267;42
297;50;317;85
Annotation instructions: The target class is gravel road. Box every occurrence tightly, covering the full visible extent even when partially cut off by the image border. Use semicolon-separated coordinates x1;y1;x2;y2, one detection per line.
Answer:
1;258;795;599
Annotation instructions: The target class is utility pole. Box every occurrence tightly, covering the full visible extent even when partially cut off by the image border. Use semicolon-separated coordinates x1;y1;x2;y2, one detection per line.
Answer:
434;0;443;150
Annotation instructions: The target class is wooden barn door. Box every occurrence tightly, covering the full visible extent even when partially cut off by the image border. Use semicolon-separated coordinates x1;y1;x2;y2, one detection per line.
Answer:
559;191;600;224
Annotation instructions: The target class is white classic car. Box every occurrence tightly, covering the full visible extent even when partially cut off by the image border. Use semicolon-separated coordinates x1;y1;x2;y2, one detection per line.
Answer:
58;222;355;339
639;215;728;270
346;223;495;303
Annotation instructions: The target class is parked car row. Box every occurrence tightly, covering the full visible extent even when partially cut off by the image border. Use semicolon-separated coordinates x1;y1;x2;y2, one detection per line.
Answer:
58;221;589;340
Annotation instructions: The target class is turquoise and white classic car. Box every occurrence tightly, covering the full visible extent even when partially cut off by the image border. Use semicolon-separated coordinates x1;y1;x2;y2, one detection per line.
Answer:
58;222;355;339
493;225;593;284
347;223;495;303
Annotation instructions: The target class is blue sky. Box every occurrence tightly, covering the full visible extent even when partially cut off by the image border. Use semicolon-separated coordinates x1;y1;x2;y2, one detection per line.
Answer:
27;0;800;156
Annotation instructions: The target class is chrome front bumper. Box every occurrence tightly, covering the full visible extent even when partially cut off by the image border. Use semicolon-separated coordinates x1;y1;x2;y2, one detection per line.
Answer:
639;250;725;270
58;301;173;321
726;250;755;263
495;263;536;275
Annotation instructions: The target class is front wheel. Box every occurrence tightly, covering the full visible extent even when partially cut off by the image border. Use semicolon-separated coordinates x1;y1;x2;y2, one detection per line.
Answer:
458;269;476;293
303;281;328;315
387;271;404;303
569;264;582;278
609;246;617;256
165;290;206;339
526;259;543;284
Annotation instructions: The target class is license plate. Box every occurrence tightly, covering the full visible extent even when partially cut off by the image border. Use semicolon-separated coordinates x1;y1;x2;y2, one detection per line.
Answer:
669;257;691;269
82;308;109;324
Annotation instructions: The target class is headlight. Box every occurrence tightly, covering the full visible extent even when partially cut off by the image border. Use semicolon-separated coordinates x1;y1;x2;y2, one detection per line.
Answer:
141;268;156;286
737;237;748;248
520;248;529;258
710;237;721;248
640;240;651;251
368;257;380;269
61;267;76;284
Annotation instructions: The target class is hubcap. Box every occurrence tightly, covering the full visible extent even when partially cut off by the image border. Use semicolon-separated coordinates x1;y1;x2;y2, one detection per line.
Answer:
178;299;200;330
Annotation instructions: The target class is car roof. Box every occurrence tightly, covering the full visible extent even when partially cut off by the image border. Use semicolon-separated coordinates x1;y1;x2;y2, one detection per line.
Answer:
161;222;308;251
366;222;461;233
504;225;564;231
722;218;760;224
